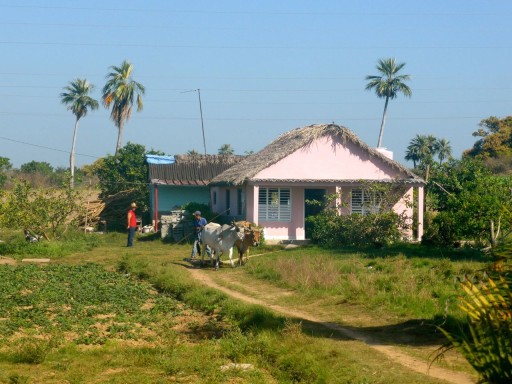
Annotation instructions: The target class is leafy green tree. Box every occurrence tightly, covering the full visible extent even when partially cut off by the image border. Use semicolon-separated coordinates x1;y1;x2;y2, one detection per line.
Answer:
94;143;164;229
427;158;512;245
95;142;147;201
218;144;235;155
0;156;12;187
365;58;412;148
102;60;145;156
60;78;99;188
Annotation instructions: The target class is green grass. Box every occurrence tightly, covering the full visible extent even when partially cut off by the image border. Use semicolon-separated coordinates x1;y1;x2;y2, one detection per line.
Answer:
244;245;488;324
0;232;480;383
0;229;104;259
0;263;181;345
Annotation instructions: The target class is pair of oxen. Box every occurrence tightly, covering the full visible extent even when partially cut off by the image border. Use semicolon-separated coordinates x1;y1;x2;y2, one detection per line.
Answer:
199;221;261;270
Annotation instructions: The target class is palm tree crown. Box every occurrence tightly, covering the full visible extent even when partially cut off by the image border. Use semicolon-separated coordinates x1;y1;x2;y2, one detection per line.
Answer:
102;60;145;156
61;79;98;120
365;58;412;148
60;79;98;188
218;144;235;155
434;138;453;164
405;134;452;181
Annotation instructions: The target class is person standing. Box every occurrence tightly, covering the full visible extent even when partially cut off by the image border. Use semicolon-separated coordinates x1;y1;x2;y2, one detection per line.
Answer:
127;202;137;247
191;210;210;258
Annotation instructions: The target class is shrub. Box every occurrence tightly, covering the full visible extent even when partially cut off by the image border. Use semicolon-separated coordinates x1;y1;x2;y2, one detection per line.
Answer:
10;338;52;364
307;211;406;247
182;202;215;221
422;211;458;246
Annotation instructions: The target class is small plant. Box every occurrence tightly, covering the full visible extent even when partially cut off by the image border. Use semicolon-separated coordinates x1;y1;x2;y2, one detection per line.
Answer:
9;374;30;384
438;275;512;383
11;338;51;364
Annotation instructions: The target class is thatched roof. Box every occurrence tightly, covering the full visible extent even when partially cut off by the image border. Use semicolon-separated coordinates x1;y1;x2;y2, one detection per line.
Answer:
148;154;244;186
210;123;424;186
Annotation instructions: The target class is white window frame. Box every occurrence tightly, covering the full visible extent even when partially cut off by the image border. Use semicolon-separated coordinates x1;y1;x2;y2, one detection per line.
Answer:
351;188;382;215
258;187;291;222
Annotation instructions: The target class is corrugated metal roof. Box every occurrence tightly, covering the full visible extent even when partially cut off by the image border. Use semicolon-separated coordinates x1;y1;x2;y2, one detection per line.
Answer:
148;155;243;186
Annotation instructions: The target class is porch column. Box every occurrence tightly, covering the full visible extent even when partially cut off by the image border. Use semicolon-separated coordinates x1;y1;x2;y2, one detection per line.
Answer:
335;186;342;214
247;185;259;225
417;185;424;241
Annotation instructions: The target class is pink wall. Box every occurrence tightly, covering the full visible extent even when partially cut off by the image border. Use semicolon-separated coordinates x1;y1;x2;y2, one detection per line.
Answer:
254;136;402;181
213;135;423;241
255;187;305;240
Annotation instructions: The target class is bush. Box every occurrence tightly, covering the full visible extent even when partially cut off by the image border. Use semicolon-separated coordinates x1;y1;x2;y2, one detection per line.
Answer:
182;202;215;221
422;211;458;246
10;338;52;364
306;211;406;247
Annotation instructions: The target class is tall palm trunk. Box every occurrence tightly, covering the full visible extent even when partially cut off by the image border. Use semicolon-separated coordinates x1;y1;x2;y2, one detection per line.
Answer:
69;118;79;188
115;120;124;157
377;96;389;148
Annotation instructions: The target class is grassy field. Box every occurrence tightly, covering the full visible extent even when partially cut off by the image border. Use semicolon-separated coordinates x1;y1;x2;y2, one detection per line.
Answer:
0;230;487;383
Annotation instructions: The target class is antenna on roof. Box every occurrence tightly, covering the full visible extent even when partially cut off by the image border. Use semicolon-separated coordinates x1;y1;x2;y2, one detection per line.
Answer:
181;89;207;156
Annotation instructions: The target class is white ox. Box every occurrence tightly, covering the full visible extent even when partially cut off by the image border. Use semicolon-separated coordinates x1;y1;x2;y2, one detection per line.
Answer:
201;222;243;270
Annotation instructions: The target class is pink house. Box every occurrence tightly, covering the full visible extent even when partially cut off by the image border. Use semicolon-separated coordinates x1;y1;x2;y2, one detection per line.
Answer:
210;124;425;242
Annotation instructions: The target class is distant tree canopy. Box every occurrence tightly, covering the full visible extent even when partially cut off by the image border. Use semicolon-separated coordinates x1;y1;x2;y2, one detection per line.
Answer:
466;116;512;159
20;161;54;176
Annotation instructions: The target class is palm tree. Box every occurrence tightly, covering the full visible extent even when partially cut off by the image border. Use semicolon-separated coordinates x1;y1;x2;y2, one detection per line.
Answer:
102;60;145;156
405;143;420;168
60;79;99;188
365;58;412;148
405;134;444;181
218;144;235;155
434;138;452;164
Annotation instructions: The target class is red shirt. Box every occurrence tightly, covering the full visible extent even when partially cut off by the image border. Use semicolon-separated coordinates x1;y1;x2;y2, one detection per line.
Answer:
128;209;137;227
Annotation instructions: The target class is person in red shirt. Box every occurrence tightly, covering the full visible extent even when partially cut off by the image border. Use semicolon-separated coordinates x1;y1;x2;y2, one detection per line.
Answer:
127;202;137;247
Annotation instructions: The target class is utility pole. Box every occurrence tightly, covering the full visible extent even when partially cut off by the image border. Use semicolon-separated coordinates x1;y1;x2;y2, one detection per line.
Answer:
182;89;207;156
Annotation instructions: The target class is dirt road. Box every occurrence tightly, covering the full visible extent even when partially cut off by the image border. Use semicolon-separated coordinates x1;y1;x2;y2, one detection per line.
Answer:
188;264;475;384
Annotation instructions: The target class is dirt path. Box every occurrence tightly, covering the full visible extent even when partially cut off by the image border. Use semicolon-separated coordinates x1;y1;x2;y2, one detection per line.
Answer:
188;266;475;384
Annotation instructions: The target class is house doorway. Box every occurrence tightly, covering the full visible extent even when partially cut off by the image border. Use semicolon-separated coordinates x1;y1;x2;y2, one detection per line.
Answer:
304;189;326;238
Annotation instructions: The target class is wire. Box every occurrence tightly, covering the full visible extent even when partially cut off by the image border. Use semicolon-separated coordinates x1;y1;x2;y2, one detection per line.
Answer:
0;136;100;158
0;112;492;121
1;40;510;50
0;4;509;17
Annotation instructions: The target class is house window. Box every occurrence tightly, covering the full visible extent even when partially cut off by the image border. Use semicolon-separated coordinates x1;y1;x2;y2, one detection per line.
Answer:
213;191;217;205
258;188;291;222
237;189;243;216
225;190;231;215
351;188;382;215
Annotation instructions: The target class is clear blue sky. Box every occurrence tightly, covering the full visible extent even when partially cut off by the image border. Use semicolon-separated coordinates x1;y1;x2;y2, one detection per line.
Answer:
1;0;512;168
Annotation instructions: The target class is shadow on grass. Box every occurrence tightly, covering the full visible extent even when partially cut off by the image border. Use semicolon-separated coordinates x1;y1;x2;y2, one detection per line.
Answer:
267;315;458;348
318;243;489;263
